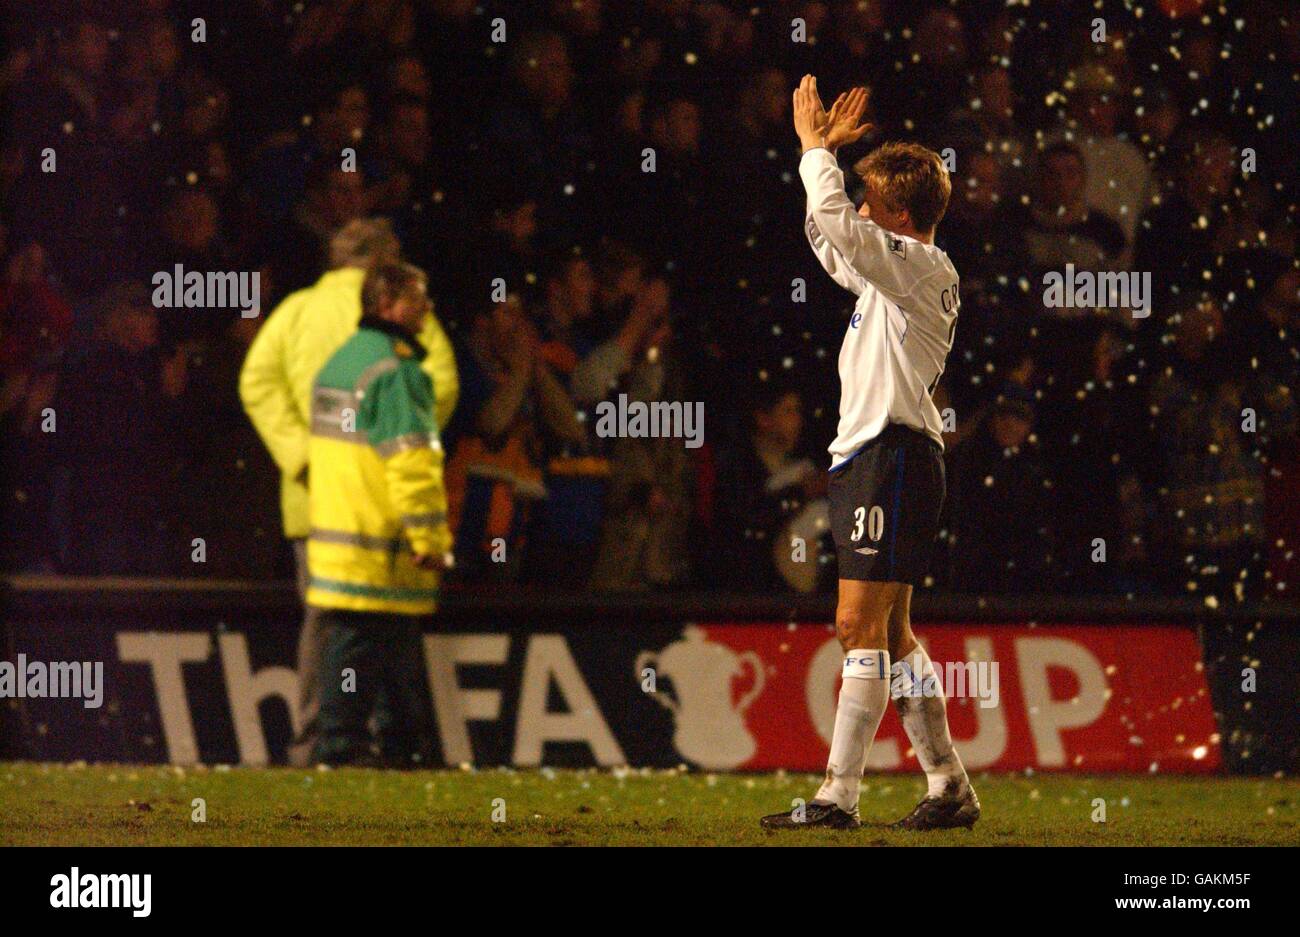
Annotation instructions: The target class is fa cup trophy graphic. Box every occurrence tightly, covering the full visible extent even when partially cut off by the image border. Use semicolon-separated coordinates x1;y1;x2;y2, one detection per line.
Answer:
636;626;766;769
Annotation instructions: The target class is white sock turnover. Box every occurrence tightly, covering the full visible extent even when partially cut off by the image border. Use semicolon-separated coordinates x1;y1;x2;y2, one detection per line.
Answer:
893;643;969;798
813;649;890;813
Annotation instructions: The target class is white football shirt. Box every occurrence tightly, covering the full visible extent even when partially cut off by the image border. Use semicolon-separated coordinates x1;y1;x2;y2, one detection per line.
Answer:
799;147;960;469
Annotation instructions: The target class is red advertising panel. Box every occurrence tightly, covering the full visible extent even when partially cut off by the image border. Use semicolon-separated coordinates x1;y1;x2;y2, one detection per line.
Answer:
652;623;1220;773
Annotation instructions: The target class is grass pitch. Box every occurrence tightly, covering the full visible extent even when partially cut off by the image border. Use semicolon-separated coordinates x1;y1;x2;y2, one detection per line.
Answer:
1;763;1295;846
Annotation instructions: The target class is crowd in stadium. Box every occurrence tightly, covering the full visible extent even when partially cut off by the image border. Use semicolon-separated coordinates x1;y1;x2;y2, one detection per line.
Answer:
0;0;1296;600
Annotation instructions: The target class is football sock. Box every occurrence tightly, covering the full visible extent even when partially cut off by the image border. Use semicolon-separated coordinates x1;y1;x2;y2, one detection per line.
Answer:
813;649;890;813
893;643;970;798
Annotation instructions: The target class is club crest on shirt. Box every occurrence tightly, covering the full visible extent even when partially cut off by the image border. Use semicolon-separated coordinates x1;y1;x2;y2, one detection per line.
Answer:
887;235;907;259
393;340;414;358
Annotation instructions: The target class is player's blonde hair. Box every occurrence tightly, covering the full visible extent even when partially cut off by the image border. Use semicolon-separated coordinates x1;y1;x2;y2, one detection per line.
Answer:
853;142;952;233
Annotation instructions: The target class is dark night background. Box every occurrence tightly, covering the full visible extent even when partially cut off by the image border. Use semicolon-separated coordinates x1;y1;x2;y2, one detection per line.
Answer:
0;0;1295;602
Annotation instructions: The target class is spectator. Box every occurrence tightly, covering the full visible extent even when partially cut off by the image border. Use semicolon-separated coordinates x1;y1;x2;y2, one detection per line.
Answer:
588;283;694;591
1065;62;1153;250
948;387;1057;594
1134;131;1238;310
177;311;287;579
1146;294;1293;600
936;150;1027;301
1014;141;1127;316
285;163;370;284
150;188;230;341
1044;324;1152;593
710;383;828;592
877;7;968;141
486;32;590;194
572;277;669;410
8;17;141;295
452;186;543;325
246;82;375;223
50;282;185;575
524;251;609;588
939;65;1030;189
444;293;584;582
0;240;72;570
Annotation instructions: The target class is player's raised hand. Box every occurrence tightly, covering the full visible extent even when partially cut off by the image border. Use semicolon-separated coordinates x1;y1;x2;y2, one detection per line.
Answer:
809;81;834;129
824;86;873;152
792;74;825;152
823;91;847;125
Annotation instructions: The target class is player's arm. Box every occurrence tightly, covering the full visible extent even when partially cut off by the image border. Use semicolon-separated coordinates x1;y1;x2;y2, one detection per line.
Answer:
793;78;923;303
805;208;866;296
792;78;866;296
798;151;924;303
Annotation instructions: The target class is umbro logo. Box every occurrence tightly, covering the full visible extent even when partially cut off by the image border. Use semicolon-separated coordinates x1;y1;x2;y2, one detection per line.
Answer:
854;546;879;555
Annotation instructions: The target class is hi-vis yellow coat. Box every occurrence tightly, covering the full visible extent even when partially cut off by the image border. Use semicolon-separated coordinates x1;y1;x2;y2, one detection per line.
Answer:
239;267;458;539
304;317;453;614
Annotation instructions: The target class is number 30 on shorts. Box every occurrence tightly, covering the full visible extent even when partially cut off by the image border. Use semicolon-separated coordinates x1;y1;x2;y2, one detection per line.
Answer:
851;505;884;542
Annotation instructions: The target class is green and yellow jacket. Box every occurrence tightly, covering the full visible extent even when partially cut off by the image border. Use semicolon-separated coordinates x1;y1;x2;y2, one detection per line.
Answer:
239;267;459;539
306;316;453;615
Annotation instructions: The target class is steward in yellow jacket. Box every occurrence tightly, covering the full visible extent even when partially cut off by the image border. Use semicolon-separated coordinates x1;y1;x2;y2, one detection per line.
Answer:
239;221;456;765
239;236;458;542
307;275;454;614
308;261;450;765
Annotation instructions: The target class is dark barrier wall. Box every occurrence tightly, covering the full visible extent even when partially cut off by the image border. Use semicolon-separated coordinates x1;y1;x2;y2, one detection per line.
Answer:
1;578;1296;773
